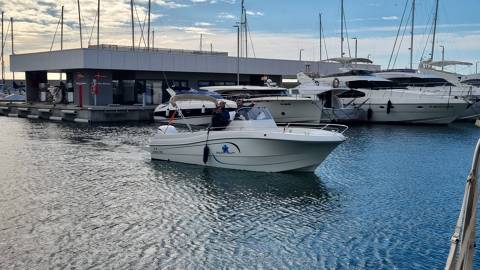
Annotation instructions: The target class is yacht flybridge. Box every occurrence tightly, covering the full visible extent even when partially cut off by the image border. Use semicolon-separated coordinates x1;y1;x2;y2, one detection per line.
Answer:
149;95;347;173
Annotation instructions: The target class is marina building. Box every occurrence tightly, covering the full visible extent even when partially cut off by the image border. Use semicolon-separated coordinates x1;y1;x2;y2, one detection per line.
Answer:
3;45;379;122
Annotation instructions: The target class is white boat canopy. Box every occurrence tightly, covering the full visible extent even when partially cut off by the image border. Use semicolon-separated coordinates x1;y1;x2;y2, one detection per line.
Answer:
169;94;218;107
424;60;473;67
323;57;373;64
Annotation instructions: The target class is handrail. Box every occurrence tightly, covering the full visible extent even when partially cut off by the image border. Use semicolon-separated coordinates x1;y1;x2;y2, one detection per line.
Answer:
280;122;349;134
445;139;480;270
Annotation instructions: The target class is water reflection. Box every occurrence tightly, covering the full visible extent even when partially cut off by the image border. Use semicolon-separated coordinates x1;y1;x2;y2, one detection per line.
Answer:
149;160;332;201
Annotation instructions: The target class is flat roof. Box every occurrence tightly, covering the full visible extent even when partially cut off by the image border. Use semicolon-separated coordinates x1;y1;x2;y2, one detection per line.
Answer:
10;46;379;76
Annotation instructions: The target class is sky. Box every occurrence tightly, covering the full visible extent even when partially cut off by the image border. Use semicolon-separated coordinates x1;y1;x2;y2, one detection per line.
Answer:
0;0;479;79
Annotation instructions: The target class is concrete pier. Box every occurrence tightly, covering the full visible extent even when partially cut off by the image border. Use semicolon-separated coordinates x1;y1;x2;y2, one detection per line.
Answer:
0;102;155;123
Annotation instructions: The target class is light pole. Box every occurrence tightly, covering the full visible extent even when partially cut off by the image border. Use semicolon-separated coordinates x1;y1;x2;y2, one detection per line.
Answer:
476;61;479;74
352;37;358;59
440;45;445;71
234;24;240;85
299;49;304;61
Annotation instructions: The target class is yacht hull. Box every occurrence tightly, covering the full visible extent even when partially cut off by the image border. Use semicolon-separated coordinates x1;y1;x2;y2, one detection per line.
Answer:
150;129;344;172
358;102;468;124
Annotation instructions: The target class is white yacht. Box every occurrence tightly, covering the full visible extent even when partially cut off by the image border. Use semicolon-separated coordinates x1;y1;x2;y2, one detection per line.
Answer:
149;95;347;173
290;72;364;123
201;83;324;124
376;70;480;120
316;70;469;124
153;88;237;126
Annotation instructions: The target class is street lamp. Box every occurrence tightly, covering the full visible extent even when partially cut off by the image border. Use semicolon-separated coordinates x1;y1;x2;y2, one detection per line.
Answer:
352;37;358;59
299;49;304;61
233;24;240;85
439;45;445;71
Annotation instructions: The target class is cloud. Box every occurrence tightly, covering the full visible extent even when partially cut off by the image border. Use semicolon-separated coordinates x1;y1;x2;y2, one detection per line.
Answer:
246;10;264;17
382;16;399;20
194;22;214;27
217;12;236;20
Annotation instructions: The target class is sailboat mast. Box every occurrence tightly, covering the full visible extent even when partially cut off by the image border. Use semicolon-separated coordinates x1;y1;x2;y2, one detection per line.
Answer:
60;5;64;50
244;6;248;58
1;11;4;84
319;13;322;61
130;0;134;50
10;17;14;82
97;0;100;47
147;0;151;49
410;0;415;69
340;0;344;57
430;0;439;60
77;0;83;48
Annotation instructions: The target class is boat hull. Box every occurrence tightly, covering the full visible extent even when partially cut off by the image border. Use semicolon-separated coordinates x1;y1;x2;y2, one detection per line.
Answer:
150;130;344;173
358;102;468;124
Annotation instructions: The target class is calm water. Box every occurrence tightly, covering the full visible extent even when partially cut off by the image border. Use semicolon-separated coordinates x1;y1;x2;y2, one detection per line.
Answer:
0;117;479;269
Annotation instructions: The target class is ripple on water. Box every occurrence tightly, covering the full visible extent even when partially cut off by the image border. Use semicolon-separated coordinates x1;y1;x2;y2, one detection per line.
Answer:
0;118;478;269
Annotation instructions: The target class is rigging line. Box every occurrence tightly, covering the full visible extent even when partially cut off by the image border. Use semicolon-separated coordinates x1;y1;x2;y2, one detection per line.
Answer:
388;0;410;69
246;22;256;58
0;21;11;63
393;8;412;68
420;15;435;61
343;11;351;58
133;2;147;48
87;10;98;46
50;16;62;51
321;21;329;60
419;4;435;61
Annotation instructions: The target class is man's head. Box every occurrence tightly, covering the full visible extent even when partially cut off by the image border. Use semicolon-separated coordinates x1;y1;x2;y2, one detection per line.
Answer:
218;101;226;108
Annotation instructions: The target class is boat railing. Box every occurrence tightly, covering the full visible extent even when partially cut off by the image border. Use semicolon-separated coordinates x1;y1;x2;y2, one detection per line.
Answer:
445;139;480;270
280;123;349;134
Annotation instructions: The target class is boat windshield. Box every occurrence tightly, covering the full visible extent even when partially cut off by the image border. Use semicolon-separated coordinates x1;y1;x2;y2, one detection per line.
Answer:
235;107;273;121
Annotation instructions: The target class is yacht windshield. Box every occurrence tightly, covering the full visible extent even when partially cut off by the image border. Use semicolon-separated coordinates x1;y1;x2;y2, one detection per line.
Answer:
387;77;455;87
235;107;273;121
347;80;403;90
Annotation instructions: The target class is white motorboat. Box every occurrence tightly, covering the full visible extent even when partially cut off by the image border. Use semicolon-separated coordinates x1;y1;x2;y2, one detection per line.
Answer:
316;70;469;124
153;88;237;126
149;95;347;173
202;83;324;124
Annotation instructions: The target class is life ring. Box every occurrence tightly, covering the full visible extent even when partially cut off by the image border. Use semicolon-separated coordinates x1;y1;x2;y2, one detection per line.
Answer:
332;78;340;88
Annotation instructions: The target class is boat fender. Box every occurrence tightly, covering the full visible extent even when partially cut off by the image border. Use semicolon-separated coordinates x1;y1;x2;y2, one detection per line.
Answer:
387;100;393;114
201;105;206;114
203;145;210;164
332;78;340;88
367;108;373;120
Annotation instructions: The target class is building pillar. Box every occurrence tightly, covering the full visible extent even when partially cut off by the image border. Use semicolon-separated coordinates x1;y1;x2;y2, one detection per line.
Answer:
73;69;113;106
25;71;47;103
